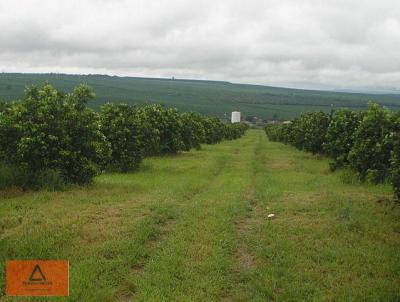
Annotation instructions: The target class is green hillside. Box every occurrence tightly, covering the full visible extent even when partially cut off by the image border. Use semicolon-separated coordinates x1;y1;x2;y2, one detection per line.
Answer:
1;73;399;120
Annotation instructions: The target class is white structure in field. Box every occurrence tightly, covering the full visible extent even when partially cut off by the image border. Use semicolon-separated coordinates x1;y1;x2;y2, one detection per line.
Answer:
231;111;241;123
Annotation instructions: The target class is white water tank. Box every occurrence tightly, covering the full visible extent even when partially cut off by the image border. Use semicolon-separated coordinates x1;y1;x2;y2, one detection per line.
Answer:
231;111;241;123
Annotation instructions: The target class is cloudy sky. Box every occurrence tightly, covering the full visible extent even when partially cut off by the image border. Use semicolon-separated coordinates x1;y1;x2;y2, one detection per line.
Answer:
1;0;399;91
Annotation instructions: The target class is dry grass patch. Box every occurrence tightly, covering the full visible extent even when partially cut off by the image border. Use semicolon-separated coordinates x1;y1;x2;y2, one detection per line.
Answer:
0;186;25;199
79;202;148;244
234;244;258;271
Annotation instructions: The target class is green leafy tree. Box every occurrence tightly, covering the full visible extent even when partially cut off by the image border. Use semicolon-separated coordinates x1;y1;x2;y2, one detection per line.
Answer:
100;103;146;172
389;112;400;200
180;112;206;151
348;103;394;183
201;117;225;144
286;117;306;149
265;123;288;142
0;101;21;162
137;104;184;154
301;112;330;154
0;84;110;185
224;123;248;140
324;109;362;170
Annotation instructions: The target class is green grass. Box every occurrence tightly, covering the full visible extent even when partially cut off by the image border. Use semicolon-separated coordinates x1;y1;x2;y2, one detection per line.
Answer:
0;130;399;301
1;73;400;120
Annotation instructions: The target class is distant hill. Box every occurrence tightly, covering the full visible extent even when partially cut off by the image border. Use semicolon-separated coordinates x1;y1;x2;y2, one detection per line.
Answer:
0;73;399;120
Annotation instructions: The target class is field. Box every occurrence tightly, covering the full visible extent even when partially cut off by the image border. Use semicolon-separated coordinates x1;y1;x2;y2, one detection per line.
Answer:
1;73;400;120
0;130;399;301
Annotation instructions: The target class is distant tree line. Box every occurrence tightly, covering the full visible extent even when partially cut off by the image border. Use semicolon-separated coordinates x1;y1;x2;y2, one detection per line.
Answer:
0;84;248;189
265;104;400;200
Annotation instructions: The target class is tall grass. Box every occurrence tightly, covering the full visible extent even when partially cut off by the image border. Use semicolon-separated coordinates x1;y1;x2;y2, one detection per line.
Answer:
0;163;65;191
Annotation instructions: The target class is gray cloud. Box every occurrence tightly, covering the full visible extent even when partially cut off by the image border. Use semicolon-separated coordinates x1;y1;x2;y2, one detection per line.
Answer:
1;0;399;90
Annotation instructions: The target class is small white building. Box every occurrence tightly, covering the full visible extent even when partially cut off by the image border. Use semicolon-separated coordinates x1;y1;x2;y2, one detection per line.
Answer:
231;111;241;123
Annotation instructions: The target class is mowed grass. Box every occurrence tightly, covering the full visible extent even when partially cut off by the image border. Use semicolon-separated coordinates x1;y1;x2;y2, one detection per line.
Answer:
0;130;399;301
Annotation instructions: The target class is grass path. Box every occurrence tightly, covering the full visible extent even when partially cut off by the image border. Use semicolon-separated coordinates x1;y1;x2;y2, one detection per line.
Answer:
0;130;399;301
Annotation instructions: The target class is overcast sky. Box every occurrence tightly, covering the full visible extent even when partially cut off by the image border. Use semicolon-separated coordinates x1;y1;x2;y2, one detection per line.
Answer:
1;0;399;91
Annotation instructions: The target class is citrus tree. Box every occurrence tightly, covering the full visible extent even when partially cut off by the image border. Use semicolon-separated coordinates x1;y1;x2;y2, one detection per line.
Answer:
348;103;394;183
180;112;205;151
324;109;362;170
0;84;110;185
224;123;248;140
300;112;330;154
100;103;146;172
201;117;225;144
389;112;400;200
136;104;184;154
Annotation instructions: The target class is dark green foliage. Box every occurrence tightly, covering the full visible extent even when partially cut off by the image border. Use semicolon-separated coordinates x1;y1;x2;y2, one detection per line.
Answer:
180;112;205;151
100;103;146;172
0;84;111;185
202;117;225;144
265;103;399;199
389;113;400;200
0;102;20;161
301;112;330;154
224;123;249;140
348;103;394;183
0;163;65;191
264;123;286;142
136;104;184;154
324;109;362;170
286;117;306;150
0;101;9;112
265;111;330;154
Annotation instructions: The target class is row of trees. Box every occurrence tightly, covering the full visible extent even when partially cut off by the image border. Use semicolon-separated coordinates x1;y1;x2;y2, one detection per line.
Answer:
0;84;248;188
265;104;400;200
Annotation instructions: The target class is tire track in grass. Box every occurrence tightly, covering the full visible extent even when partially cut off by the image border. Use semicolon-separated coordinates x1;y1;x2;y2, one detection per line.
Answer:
223;129;274;301
117;153;232;301
233;134;263;272
116;148;256;301
130;132;256;301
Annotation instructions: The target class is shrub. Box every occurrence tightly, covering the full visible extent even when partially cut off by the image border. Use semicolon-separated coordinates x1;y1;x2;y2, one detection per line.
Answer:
180;112;206;151
100;103;146;172
389;112;400;200
348;103;394;183
0;102;20;161
0;84;111;186
202;117;225;144
136;104;183;154
265;124;284;142
286;117;306;149
224;123;248;140
324;109;362;170
300;112;330;154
